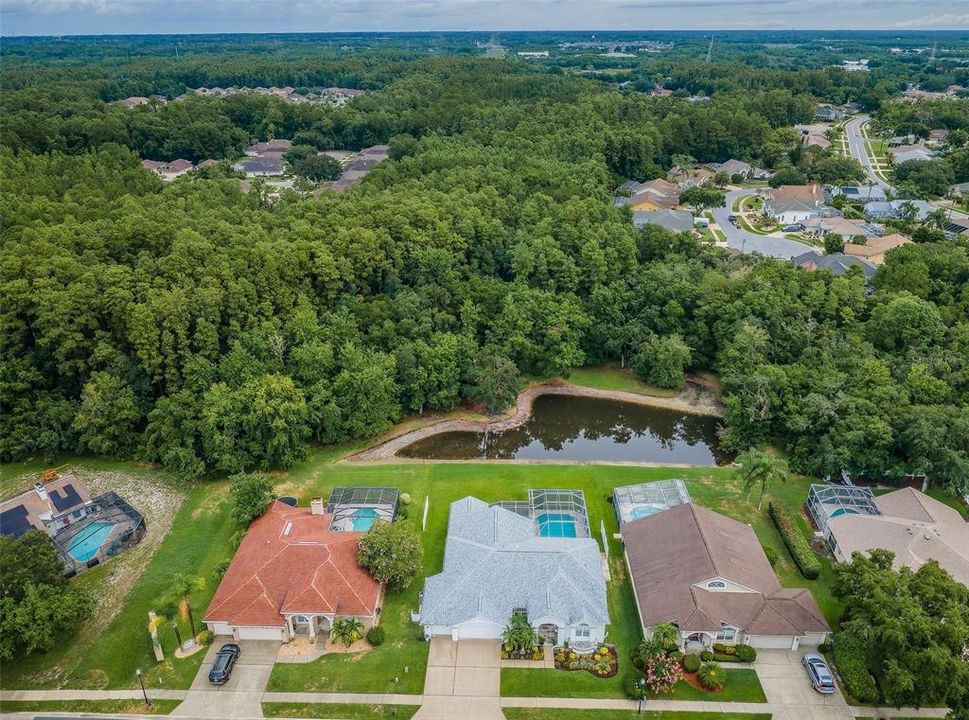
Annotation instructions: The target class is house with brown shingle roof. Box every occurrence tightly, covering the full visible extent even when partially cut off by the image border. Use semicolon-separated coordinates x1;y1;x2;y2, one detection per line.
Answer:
622;503;829;651
842;233;912;265
203;499;382;641
614;178;681;211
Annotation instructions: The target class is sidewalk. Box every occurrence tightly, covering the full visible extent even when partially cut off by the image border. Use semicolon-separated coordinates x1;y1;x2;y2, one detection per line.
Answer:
1;689;187;701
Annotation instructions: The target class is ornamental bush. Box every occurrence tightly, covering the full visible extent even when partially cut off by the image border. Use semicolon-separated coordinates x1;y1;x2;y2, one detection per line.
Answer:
833;634;877;703
768;502;822;579
700;650;714;661
366;626;385;646
196;630;214;645
735;644;757;662
682;653;701;673
697;661;727;690
763;545;779;567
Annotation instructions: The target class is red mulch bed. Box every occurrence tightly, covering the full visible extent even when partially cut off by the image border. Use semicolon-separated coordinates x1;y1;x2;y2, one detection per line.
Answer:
681;671;723;694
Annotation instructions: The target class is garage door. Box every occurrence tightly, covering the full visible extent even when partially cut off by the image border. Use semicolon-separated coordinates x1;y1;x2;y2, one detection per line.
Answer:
236;626;285;641
453;621;502;640
746;635;795;650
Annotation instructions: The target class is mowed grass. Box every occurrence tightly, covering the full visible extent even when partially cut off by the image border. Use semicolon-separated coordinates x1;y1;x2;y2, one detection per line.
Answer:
0;699;181;715
528;363;680;398
1;473;238;690
262;702;420;719
503;711;772;720
660;669;766;702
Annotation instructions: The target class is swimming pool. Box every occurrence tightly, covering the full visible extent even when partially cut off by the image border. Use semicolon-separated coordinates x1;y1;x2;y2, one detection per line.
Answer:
67;522;115;563
352;508;380;532
830;507;860;518
628;504;664;521
536;513;577;538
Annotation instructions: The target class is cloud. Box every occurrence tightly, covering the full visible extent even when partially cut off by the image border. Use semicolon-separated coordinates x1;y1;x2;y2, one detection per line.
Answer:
893;12;969;28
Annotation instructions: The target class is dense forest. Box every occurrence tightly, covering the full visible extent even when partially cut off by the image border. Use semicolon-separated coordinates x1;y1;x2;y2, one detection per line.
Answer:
2;35;968;493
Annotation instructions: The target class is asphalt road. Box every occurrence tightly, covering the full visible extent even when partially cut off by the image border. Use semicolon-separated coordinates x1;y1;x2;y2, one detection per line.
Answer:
711;189;814;259
844;115;892;191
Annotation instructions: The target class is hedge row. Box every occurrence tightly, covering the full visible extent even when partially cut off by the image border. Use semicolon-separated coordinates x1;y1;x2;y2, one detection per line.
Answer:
768;501;822;579
833;634;878;703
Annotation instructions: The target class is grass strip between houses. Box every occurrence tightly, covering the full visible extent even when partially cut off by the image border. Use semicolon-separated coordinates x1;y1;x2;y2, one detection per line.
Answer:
262;702;420;719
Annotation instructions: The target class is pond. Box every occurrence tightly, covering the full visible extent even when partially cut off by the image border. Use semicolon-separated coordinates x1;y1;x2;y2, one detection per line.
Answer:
398;394;729;464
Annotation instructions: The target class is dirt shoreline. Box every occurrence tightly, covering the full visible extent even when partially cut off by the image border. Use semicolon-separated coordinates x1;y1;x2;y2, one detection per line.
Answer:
345;380;722;462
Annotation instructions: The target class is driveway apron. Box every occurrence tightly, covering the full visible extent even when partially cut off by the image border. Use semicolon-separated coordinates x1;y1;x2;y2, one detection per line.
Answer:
173;640;281;719
413;638;502;720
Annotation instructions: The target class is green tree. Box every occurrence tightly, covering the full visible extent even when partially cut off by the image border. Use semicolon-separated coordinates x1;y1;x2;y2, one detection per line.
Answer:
631;334;691;389
330;616;364;648
823;233;845;254
356;520;423;590
680;186;725;213
1;583;93;659
229;473;275;526
0;531;65;601
465;348;521;412
160;573;206;638
734;448;789;510
502;611;539;652
72;372;142;456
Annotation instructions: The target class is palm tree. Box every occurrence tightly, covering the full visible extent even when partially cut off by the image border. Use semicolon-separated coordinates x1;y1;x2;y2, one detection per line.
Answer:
734;448;790;511
925;208;948;231
169;573;206;637
330;617;364;648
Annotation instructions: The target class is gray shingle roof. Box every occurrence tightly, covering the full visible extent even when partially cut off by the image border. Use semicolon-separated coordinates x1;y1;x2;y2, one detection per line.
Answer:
420;497;608;629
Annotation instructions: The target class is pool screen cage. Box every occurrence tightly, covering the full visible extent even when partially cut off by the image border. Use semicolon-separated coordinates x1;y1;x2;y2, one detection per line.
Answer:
54;491;146;577
529;489;591;538
613;479;692;525
327;486;399;529
806;484;881;538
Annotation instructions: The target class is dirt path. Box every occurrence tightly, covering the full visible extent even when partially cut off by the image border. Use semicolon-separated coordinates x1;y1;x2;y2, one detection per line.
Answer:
346;381;722;462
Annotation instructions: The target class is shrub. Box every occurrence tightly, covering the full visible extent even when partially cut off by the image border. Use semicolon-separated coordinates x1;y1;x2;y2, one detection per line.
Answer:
624;673;645;700
763;545;779;567
735;644;757;662
400;493;412;505
366;626;385;646
722;644;737;655
668;650;683;663
833;634;877;703
357;520;423;589
818;640;833;654
230;529;247;549
196;630;214;645
769;501;822;580
229;473;274;526
700;650;714;662
697;661;727;690
396;506;409;520
211;559;231;582
712;642;726;654
682;653;701;673
330;617;364;648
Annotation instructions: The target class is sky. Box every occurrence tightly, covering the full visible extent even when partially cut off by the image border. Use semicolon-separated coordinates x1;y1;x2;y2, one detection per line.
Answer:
2;0;968;36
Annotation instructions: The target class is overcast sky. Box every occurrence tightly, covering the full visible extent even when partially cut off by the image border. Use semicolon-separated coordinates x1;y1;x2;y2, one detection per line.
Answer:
3;0;968;36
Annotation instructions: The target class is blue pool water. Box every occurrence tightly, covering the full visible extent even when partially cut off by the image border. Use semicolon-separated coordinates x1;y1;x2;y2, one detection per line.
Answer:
629;505;663;521
67;522;115;562
352;508;380;532
830;508;860;518
537;513;577;538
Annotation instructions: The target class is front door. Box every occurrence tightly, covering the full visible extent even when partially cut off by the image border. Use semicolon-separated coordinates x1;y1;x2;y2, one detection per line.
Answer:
538;624;559;645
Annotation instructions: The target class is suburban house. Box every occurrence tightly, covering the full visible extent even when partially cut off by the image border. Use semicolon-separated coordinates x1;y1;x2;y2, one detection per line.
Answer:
793;250;877;280
943;217;969;240
245;139;292;155
764;184;826;225
667;165;715;189
928;129;949;144
614;178;681;211
890;145;934;165
623;503;830;650
801;216;882;240
419;494;608;647
864;199;933;221
0;472;145;576
808;486;969;586
706;159;770;181
632;209;695;232
841;59;870;72
815;105;843;121
233;156;285;176
204;496;389;641
842;233;912;265
141;158;195;181
1;474;91;538
949;181;969;198
122;96;150;108
316;145;390;193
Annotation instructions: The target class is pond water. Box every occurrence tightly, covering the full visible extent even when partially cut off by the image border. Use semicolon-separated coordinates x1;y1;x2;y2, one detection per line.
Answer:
398;394;728;464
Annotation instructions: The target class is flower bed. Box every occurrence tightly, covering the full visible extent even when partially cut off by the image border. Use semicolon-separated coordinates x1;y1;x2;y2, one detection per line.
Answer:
553;644;619;678
501;645;544;661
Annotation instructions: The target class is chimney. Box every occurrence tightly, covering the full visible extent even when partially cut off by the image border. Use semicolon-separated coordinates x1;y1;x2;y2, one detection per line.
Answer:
33;483;49;502
311;498;324;516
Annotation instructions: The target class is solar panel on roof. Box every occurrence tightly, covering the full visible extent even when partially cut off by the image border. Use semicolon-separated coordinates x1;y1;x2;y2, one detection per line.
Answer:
0;505;33;538
49;484;82;512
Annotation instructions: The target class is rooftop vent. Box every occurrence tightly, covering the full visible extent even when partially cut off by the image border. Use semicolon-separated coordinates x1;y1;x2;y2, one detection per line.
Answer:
310;498;324;516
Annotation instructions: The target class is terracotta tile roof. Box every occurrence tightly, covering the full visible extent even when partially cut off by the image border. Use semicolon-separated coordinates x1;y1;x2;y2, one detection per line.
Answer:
623;503;829;636
203;501;380;627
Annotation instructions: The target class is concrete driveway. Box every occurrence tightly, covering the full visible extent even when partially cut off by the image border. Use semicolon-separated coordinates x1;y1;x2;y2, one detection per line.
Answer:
756;650;852;720
173;640;281;718
413;638;502;720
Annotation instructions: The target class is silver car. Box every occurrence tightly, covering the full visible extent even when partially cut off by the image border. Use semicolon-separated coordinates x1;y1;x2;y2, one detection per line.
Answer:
802;652;836;694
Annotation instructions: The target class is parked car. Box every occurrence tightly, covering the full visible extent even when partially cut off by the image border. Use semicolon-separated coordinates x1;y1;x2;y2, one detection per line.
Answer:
728;214;738;225
802;652;836;694
782;223;805;232
208;643;241;685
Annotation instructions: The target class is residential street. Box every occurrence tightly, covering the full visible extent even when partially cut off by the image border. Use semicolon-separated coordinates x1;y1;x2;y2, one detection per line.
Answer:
711;189;814;259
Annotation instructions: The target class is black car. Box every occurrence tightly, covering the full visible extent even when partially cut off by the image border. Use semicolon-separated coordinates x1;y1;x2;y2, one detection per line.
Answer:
208;643;241;685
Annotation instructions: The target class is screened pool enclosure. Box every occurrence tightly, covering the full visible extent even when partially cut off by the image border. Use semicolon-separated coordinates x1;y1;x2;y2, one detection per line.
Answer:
327;486;399;532
493;488;591;539
613;479;692;525
806;484;882;540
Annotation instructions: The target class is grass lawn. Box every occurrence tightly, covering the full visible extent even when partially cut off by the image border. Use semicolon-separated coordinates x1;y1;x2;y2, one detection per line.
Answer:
658;669;766;702
0;699;181;715
504;712;772;720
1;470;238;690
561;364;680;398
263;702;420;719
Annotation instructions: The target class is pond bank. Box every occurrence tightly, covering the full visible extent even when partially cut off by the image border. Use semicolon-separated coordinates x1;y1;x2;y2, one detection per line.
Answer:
346;381;722;462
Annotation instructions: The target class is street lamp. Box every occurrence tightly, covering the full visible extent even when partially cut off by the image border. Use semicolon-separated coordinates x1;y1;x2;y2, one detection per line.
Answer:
136;668;151;706
637;677;646;715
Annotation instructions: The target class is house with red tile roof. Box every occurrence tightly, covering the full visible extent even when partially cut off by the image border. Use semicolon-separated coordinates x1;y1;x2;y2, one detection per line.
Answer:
203;499;382;641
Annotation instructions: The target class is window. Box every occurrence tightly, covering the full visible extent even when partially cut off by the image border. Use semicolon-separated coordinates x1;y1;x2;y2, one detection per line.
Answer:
294;615;308;623
707;581;726;589
716;626;737;642
574;625;591;639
